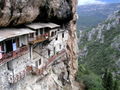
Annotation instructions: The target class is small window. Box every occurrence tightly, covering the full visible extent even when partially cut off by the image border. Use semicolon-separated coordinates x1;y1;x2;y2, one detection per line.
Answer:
54;47;56;55
5;39;13;53
59;44;61;49
30;33;34;38
0;42;4;52
36;30;38;36
7;62;11;70
40;29;43;35
45;30;47;33
56;37;58;40
62;33;64;38
12;39;16;43
51;32;54;37
39;59;41;65
48;49;50;57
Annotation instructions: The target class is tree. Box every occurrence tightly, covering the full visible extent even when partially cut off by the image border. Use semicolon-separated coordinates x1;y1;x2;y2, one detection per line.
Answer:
106;72;114;90
102;69;114;90
113;80;119;90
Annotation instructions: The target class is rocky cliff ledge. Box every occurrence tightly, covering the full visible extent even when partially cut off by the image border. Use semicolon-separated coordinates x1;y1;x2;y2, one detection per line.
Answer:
0;0;78;90
0;0;75;26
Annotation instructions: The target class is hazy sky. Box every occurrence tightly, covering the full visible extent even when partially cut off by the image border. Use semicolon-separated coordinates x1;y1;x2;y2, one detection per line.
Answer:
78;0;120;5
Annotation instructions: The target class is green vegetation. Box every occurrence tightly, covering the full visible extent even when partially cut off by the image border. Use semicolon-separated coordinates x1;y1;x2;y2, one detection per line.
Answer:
102;69;119;90
77;21;120;89
83;25;120;74
76;64;105;90
76;63;120;90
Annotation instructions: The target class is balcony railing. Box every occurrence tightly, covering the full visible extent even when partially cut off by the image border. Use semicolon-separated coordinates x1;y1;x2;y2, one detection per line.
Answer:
47;49;66;65
0;46;28;65
29;33;49;45
26;49;67;75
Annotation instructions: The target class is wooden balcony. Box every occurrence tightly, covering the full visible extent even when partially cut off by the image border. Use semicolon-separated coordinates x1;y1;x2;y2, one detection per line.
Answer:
26;49;67;75
47;49;66;65
29;33;49;45
0;46;28;65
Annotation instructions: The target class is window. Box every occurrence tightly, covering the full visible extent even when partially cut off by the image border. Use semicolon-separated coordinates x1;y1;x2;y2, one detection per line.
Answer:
59;44;61;49
29;33;34;38
36;59;41;67
62;33;64;38
45;29;47;33
36;30;38;36
51;32;54;37
56;36;58;40
58;28;60;31
39;59;41;65
5;39;13;53
54;47;56;55
48;49;50;57
19;35;27;47
40;29;43;35
7;62;12;70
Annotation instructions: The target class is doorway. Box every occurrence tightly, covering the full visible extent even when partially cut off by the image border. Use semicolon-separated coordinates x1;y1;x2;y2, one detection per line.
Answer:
5;40;13;53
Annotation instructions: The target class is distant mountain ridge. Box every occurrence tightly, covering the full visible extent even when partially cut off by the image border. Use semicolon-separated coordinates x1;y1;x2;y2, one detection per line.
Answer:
77;3;120;30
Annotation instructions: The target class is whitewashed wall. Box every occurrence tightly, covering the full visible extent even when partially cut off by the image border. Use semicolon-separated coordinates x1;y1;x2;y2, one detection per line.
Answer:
8;53;30;74
0;64;9;90
19;35;28;47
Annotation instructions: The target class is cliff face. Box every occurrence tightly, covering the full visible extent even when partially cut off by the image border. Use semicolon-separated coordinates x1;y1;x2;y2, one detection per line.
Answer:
0;0;73;26
0;0;78;90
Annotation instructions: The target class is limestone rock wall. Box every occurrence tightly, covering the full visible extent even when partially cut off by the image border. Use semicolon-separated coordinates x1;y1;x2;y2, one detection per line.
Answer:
0;0;73;26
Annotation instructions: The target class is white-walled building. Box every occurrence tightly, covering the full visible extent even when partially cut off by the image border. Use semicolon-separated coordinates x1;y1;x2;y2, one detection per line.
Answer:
25;23;68;70
0;28;35;87
0;22;68;89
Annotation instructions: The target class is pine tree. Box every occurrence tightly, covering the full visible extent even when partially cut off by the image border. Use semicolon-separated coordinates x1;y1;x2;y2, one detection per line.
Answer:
102;69;114;90
103;69;108;89
106;72;113;90
113;80;119;90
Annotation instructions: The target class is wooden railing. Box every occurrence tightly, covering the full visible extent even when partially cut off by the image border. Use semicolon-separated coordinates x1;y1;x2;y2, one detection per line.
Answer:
26;49;67;75
29;33;49;45
0;46;28;65
47;50;66;65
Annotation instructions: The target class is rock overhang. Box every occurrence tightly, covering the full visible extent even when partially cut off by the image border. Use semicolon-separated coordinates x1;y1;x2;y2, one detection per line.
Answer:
0;0;74;27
